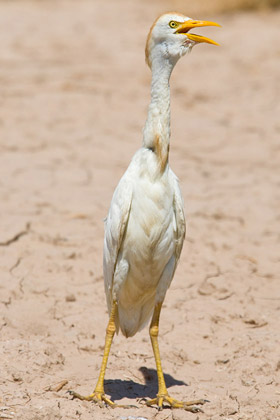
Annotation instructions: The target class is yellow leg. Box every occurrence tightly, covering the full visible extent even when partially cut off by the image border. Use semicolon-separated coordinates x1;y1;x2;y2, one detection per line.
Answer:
69;301;133;408
146;302;208;412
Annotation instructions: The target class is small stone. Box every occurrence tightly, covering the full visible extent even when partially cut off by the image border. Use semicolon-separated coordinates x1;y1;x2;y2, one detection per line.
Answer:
65;294;76;302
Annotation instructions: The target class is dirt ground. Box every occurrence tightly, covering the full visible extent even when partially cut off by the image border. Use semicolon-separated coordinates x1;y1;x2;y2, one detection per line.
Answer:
1;1;280;419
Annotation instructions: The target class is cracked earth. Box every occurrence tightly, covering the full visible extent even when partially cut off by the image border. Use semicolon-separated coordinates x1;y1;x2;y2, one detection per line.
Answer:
0;1;280;419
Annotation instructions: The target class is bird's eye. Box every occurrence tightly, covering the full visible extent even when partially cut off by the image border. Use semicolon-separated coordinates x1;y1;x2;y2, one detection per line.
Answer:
169;21;178;29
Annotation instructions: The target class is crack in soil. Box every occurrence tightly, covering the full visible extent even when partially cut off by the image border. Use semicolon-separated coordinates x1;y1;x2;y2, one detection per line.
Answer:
0;223;31;247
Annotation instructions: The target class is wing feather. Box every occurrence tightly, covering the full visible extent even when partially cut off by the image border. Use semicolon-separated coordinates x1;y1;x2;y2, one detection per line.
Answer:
103;172;133;313
155;170;186;302
171;170;186;270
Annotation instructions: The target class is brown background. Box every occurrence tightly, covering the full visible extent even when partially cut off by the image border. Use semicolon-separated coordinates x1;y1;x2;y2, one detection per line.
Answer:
1;1;279;419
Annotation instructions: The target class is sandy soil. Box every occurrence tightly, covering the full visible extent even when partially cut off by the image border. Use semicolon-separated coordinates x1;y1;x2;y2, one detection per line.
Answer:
1;1;280;419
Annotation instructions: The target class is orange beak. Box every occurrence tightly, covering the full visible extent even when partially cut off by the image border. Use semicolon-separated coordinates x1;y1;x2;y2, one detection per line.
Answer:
176;19;221;46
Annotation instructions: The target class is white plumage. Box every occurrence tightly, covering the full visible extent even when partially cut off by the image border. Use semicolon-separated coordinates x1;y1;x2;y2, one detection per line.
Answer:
103;12;220;338
103;150;185;337
103;12;192;338
70;12;219;411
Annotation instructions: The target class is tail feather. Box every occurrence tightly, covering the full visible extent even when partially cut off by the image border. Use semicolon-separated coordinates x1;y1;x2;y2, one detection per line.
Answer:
117;297;155;338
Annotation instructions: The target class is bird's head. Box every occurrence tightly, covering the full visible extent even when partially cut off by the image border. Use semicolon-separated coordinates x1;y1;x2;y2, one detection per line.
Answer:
145;12;220;69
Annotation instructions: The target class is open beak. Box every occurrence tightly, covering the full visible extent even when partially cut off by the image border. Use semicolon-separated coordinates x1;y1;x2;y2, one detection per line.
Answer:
176;19;220;46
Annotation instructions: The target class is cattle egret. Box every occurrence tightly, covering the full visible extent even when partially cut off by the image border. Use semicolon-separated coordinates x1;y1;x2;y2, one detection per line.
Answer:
70;12;220;412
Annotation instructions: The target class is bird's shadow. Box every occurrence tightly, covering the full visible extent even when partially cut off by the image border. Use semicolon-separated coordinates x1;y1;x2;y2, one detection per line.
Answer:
104;366;188;402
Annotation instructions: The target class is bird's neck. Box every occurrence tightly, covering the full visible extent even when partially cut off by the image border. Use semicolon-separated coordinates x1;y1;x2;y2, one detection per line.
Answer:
143;57;174;173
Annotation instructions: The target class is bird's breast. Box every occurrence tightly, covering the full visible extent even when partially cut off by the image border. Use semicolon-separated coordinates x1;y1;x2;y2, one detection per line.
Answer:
122;176;175;284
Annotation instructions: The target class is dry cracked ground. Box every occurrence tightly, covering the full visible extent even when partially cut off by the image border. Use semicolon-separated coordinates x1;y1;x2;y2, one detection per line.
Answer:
0;1;279;420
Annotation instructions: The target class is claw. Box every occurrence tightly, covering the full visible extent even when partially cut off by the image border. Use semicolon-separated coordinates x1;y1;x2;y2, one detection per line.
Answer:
145;394;208;412
67;390;76;400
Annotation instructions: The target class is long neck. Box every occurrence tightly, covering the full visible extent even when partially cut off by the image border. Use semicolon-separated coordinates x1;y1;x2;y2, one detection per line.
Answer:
143;56;174;173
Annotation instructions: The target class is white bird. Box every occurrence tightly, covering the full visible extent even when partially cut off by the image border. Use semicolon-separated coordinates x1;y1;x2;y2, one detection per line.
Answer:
70;12;220;412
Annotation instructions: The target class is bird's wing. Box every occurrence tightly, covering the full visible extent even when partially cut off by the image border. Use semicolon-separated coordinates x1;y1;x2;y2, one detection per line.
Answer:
103;171;133;311
155;170;186;303
171;170;186;269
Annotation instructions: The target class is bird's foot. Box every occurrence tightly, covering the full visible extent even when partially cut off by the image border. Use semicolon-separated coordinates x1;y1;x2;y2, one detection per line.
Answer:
68;390;115;408
145;393;208;412
68;390;136;409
